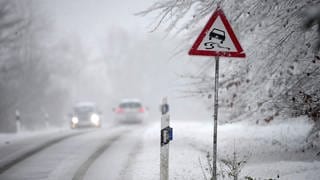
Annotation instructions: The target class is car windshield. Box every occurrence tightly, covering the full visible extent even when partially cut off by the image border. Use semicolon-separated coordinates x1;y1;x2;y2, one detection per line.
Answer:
119;102;142;109
74;105;95;114
213;29;224;35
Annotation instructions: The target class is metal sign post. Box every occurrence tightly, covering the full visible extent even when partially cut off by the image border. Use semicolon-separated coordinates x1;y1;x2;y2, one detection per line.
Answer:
212;56;219;180
160;97;173;180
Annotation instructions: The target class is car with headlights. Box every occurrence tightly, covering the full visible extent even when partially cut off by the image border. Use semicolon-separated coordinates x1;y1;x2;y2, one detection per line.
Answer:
113;99;147;123
70;102;101;129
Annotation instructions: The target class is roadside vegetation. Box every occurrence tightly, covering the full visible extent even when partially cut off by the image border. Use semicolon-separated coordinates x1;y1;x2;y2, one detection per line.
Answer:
139;0;320;149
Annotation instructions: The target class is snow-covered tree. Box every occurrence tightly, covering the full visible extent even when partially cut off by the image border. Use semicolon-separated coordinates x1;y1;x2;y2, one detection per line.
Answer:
0;0;29;132
140;0;320;125
0;0;87;131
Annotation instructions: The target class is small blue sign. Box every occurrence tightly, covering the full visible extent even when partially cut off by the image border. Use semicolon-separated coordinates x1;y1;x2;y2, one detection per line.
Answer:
161;126;173;146
168;127;173;141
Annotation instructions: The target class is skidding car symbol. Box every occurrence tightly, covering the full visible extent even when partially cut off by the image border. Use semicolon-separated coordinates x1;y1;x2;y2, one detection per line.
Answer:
209;28;225;44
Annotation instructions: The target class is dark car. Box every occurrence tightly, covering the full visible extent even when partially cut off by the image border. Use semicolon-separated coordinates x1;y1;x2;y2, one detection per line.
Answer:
209;28;225;44
70;102;101;129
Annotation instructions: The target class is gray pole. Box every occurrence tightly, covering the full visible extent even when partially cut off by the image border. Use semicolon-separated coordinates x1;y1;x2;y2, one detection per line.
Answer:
15;110;21;133
212;56;219;180
160;97;170;180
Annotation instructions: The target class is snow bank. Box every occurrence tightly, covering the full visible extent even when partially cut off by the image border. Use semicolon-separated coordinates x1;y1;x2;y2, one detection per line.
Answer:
129;117;318;179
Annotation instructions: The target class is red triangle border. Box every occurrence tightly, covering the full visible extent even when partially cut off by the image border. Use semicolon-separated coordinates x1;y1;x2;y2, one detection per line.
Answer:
188;7;246;58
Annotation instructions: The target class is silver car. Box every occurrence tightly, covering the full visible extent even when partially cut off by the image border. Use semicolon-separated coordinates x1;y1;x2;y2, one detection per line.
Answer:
113;99;146;123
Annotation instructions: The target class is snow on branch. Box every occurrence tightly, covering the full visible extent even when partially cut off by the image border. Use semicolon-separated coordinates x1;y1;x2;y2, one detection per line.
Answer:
136;0;217;33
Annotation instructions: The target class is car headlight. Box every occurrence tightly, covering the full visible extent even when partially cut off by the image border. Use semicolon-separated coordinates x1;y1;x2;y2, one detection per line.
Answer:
90;114;100;125
71;116;79;124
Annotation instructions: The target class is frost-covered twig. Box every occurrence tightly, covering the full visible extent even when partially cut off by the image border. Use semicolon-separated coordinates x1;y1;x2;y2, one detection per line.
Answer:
198;157;208;180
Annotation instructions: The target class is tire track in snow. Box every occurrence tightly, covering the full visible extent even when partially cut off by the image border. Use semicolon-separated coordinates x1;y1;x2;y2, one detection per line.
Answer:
0;130;91;174
117;131;144;180
72;129;130;180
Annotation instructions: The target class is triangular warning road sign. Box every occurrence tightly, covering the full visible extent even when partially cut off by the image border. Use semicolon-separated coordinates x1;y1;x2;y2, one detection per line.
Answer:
189;7;245;58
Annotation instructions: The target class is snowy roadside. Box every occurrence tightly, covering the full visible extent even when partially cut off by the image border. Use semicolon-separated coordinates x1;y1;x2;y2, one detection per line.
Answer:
0;127;69;149
0;122;115;148
0;126;82;172
127;117;320;180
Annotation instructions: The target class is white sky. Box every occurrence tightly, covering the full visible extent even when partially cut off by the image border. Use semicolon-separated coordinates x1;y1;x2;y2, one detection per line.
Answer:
40;0;155;50
37;0;210;121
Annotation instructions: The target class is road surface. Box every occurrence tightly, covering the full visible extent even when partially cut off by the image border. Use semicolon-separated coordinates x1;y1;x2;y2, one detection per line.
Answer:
0;123;148;180
0;119;319;180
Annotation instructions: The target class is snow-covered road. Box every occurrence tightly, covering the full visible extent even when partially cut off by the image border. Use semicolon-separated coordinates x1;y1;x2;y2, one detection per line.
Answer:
0;124;143;180
0;118;319;180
